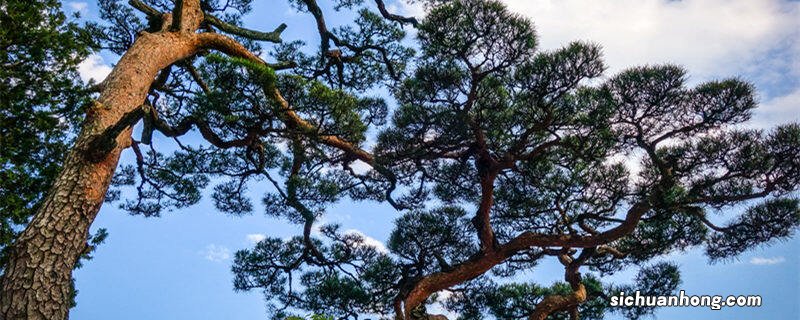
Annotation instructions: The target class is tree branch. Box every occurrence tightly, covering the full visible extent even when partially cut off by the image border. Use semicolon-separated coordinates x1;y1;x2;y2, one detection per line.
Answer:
181;61;211;94
170;0;184;31
84;103;146;162
529;249;593;320
299;0;403;80
398;203;650;318
528;283;587;320
128;0;160;18
205;15;287;43
147;111;260;149
373;0;418;26
473;171;498;252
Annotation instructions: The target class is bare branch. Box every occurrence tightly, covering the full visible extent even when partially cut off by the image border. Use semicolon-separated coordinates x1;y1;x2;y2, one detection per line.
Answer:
128;0;160;18
374;0;418;26
528;283;587;320
84;103;146;162
205;15;287;43
147;111;260;149
171;0;184;31
181;61;211;94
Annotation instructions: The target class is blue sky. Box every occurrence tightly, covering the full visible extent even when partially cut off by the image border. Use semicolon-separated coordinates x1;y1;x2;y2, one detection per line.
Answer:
65;0;799;319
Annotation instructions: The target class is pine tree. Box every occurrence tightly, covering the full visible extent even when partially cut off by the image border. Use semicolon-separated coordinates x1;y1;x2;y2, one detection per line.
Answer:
0;0;412;318
0;0;97;271
230;1;800;319
1;1;798;320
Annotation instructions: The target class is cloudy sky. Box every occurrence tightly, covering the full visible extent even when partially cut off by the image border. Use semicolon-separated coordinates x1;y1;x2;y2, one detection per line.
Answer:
69;0;798;319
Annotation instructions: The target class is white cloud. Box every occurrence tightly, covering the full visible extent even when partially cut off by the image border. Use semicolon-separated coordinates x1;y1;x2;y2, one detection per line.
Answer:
349;159;373;175
77;54;112;83
502;0;800;81
344;229;389;253
245;233;267;244
201;244;231;262
393;0;426;19
67;1;88;14
749;256;786;265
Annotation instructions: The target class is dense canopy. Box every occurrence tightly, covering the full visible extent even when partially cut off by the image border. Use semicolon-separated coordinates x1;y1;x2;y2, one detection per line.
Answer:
1;0;798;319
0;0;95;268
226;1;800;319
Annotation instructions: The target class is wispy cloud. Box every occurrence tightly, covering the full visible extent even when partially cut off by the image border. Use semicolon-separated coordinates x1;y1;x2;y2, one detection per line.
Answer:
749;256;786;265
67;2;88;14
245;233;267;244
201;244;231;262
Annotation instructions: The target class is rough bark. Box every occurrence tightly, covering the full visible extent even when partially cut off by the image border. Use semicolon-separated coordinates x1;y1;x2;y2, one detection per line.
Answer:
0;1;254;318
528;283;587;320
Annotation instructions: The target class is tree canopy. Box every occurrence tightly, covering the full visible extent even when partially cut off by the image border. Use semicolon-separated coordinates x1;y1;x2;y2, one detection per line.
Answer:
1;0;798;319
0;0;97;270
226;1;799;319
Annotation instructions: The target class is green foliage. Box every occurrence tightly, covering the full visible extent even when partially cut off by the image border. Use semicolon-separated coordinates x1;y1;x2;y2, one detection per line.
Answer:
79;0;800;319
274;5;414;90
611;262;682;320
232;227;397;318
0;0;94;270
286;314;333;320
112;148;212;216
707;198;800;261
611;208;708;265
206;53;277;92
418;0;536;74
388;207;476;270
229;0;799;318
444;275;612;320
109;48;389;217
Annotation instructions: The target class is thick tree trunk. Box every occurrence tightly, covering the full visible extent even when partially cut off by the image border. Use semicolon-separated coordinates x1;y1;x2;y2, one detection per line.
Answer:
0;131;125;320
0;4;210;318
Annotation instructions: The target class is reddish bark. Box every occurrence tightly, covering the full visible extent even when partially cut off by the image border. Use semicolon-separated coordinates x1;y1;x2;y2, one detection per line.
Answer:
0;1;264;318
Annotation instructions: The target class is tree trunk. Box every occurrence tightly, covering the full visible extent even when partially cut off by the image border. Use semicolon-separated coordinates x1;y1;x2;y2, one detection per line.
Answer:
0;4;210;318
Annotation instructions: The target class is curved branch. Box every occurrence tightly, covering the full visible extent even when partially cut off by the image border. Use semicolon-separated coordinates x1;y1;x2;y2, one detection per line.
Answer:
474;171;498;252
399;203;649;318
148;112;260;149
374;0;418;26
300;0;332;54
528;284;587;320
181;61;211;94
205;15;287;43
530;249;594;320
128;0;160;18
196;32;268;62
300;0;403;80
199;32;410;212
